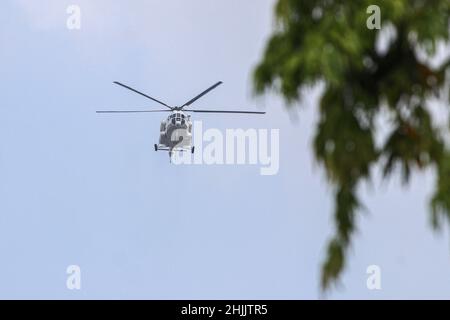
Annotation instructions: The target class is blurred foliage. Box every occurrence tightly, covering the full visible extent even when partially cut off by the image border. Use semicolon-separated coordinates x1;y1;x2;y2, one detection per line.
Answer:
254;0;450;291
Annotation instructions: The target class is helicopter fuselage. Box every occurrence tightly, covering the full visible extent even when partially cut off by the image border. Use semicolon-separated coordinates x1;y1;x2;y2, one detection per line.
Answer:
157;111;193;153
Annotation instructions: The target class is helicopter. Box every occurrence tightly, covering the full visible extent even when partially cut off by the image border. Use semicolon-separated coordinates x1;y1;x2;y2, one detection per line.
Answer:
97;81;265;159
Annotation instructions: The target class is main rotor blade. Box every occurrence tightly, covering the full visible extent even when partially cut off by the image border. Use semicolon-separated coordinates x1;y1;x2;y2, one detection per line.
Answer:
96;110;171;113
180;81;223;108
183;109;266;114
113;81;172;110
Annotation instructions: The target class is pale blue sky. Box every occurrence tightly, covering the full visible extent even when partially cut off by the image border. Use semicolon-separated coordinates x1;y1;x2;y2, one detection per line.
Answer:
0;0;449;299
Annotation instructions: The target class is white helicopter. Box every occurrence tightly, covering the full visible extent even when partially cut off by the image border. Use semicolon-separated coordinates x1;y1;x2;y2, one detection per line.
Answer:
97;81;265;158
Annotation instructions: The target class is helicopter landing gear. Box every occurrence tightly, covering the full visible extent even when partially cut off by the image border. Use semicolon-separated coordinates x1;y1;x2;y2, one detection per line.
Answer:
191;146;195;154
154;144;158;151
